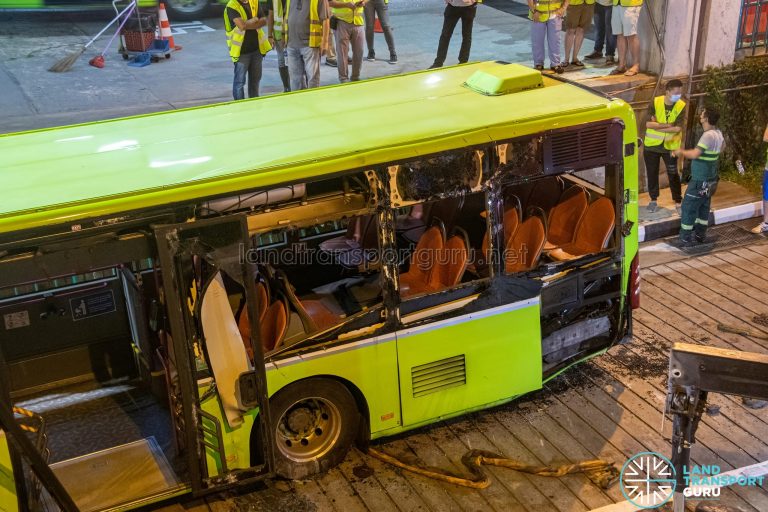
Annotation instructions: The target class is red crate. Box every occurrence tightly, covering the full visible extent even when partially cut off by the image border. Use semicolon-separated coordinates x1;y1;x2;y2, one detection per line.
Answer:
122;30;155;52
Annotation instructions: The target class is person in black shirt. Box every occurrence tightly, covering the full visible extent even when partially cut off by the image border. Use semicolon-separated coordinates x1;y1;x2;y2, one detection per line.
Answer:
225;0;269;99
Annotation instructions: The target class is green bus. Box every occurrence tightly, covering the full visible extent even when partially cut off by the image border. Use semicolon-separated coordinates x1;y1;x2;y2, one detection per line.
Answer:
0;61;639;511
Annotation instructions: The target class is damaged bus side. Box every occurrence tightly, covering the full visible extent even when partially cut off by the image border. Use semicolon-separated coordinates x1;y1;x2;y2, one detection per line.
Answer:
0;62;637;510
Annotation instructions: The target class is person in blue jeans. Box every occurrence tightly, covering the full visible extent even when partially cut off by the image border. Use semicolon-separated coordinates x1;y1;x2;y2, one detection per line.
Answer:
225;0;270;99
585;0;616;65
751;124;768;234
528;0;568;74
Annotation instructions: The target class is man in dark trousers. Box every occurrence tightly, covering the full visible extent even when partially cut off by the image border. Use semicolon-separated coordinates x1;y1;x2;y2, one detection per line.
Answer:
644;79;686;214
673;107;724;245
429;0;482;69
224;0;272;99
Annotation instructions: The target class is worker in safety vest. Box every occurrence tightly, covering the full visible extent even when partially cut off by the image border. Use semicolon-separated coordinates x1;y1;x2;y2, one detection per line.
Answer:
268;0;292;92
528;0;568;74
673;107;724;245
285;0;329;90
430;0;483;69
225;0;272;100
609;0;642;76
751;124;768;234
329;0;367;82
644;79;686;214
563;0;594;69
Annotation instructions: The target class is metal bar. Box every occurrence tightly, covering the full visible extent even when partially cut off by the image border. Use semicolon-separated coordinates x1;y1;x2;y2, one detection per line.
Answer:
197;408;228;475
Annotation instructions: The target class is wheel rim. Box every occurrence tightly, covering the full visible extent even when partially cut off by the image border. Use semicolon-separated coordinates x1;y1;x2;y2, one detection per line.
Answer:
166;0;207;14
275;397;343;463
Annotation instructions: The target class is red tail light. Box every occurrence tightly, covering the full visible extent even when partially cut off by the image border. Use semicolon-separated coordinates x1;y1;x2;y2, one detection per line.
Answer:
629;253;640;310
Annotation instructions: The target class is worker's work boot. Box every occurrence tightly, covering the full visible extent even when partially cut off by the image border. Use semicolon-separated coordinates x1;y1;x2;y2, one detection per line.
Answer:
279;66;291;93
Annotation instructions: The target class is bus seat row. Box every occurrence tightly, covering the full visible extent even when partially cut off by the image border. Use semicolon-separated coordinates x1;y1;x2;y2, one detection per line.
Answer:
400;225;469;297
237;279;288;356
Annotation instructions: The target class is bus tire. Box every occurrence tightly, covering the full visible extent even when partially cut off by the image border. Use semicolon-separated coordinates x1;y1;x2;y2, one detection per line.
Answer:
269;378;360;479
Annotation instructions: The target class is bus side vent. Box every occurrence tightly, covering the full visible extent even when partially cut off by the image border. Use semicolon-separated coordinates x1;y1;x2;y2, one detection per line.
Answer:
543;122;623;174
411;354;466;398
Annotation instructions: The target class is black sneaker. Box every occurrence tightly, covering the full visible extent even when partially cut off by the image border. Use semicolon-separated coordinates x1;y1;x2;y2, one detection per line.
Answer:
366;52;375;62
534;64;544;71
605;55;616;65
428;62;442;69
325;57;337;67
551;65;564;74
388;54;397;64
584;51;602;60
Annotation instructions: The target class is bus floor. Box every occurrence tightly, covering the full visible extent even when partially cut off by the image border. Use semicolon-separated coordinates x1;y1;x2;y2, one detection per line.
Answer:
15;377;188;481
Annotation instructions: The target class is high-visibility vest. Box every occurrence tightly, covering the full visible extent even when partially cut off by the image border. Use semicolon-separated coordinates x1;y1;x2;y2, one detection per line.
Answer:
333;2;364;25
570;0;595;5
272;0;286;41
613;0;643;6
225;0;272;61
529;0;562;22
286;0;323;47
644;96;686;150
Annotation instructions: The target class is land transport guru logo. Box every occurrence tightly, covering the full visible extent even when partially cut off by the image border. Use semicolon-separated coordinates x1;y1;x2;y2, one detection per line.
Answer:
620;452;676;508
620;451;766;509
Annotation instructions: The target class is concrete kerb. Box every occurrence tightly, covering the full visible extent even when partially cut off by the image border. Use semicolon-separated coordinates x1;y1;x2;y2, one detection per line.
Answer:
639;201;763;242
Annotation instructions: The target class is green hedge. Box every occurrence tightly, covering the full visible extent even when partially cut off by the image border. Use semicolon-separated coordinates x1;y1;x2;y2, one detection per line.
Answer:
700;57;768;192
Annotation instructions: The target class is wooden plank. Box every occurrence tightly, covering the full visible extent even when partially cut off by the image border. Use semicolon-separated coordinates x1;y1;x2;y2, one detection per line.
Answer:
314;467;370;511
403;430;494;511
153;501;211;512
704;250;768;289
290;479;339;512
334;448;409;512
640;274;768;354
471;409;564;512
438;410;533;512
376;438;463;512
500;406;612;510
635;284;768;424
519;400;625;504
696;253;768;303
597;347;768;511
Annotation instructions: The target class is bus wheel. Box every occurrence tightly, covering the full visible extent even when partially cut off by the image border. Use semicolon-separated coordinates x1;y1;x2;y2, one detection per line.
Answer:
270;378;359;479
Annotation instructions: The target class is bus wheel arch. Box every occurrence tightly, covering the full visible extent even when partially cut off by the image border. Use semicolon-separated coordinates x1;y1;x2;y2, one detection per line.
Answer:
251;376;369;479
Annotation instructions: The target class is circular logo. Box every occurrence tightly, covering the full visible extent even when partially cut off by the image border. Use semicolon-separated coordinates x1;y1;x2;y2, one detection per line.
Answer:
620;451;677;509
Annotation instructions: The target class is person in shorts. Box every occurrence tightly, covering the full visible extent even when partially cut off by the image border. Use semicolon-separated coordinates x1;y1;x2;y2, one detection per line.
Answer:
751;124;768;233
563;0;594;68
609;0;642;76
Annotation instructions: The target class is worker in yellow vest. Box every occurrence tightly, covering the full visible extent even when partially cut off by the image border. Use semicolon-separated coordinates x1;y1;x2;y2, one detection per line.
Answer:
528;0;569;74
564;0;594;69
285;0;328;90
329;0;367;82
268;0;291;92
609;0;642;76
224;0;272;99
430;0;483;69
643;79;686;213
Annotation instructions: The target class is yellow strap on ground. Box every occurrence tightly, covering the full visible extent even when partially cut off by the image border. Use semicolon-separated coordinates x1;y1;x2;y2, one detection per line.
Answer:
366;447;619;490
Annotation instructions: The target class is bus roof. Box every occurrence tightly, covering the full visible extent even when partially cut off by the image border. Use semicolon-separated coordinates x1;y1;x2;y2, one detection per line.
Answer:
0;62;631;237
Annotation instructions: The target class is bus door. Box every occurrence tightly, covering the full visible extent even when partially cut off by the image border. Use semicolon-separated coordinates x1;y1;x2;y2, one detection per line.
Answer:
154;215;274;494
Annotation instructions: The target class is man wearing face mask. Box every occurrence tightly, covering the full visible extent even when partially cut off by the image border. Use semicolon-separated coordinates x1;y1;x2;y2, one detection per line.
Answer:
643;79;686;214
673;107;724;245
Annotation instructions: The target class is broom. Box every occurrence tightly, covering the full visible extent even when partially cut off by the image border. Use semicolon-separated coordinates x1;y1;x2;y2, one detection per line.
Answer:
49;1;137;72
89;1;137;68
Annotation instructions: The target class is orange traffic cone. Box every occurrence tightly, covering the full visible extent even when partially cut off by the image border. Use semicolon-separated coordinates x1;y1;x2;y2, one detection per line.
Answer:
158;3;182;51
374;18;383;33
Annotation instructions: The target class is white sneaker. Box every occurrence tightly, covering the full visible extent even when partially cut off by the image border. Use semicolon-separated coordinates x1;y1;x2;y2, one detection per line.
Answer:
751;222;768;234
